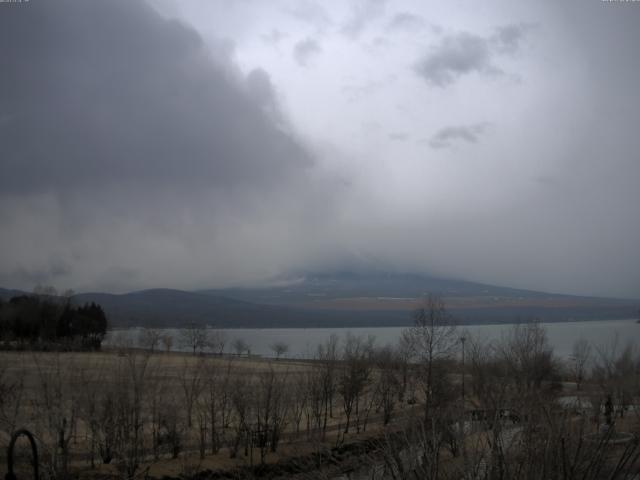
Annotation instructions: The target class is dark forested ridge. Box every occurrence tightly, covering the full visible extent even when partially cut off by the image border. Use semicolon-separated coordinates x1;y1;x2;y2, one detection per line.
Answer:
1;273;637;328
72;289;309;328
0;293;108;349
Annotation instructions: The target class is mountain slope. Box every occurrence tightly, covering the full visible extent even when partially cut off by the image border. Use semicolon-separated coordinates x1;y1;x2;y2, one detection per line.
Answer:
72;289;290;328
209;271;634;305
2;273;638;328
206;271;639;324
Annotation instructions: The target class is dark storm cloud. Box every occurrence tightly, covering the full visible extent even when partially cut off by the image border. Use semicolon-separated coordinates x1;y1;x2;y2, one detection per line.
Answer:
0;1;311;196
429;123;490;149
415;24;530;87
245;68;279;115
0;0;330;291
10;260;73;288
293;38;322;66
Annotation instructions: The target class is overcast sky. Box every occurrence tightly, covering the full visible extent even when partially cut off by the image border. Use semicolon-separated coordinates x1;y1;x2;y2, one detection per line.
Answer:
1;0;639;298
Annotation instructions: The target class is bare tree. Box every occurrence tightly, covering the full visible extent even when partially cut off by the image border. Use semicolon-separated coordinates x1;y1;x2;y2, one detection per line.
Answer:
373;420;447;480
138;327;162;353
158;391;186;459
0;353;25;437
374;389;640;480
497;322;557;392
466;336;512;470
463;325;561;473
208;329;227;355
395;335;413;402
570;337;592;390
289;371;309;437
77;357;107;468
179;323;210;355
161;334;173;353
270;341;289;360
111;350;152;479
593;337;639;419
32;353;80;479
252;367;289;463
338;333;372;433
402;294;457;423
200;357;234;455
232;338;250;356
316;334;339;436
179;355;206;429
97;385;118;464
305;366;325;438
147;359;169;461
373;346;401;425
229;375;250;458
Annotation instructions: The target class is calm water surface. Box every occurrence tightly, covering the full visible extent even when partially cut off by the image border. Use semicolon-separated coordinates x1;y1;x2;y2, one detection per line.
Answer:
105;319;640;359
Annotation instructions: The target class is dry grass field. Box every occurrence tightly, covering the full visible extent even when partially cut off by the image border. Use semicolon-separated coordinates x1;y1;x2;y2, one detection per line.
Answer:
0;348;413;479
2;321;640;480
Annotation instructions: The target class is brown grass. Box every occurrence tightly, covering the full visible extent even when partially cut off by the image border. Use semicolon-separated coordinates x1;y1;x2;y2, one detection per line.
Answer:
0;349;404;479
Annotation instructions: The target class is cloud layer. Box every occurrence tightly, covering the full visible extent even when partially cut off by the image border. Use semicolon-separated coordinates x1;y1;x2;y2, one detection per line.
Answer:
1;0;640;299
1;2;313;194
429;123;490;149
293;38;322;66
415;24;531;87
0;0;333;291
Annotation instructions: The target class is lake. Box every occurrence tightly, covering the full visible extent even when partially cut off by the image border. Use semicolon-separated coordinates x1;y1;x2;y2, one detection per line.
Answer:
105;318;640;359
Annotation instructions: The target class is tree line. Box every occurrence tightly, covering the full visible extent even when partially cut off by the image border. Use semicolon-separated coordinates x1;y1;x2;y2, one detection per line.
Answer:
0;287;108;350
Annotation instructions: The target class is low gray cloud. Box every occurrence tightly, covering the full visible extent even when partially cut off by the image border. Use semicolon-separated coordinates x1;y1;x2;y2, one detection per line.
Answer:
415;33;498;87
415;24;531;87
285;2;332;29
261;29;288;45
387;12;426;32
388;132;409;141
341;0;387;38
429;123;490;149
293;38;322;66
341;76;395;102
9;260;73;289
490;23;534;55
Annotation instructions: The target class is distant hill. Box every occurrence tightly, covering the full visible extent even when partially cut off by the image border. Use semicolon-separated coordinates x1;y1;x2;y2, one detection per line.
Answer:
208;271;559;305
72;289;295;328
69;288;410;328
0;288;28;300
206;272;639;325
2;273;638;328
